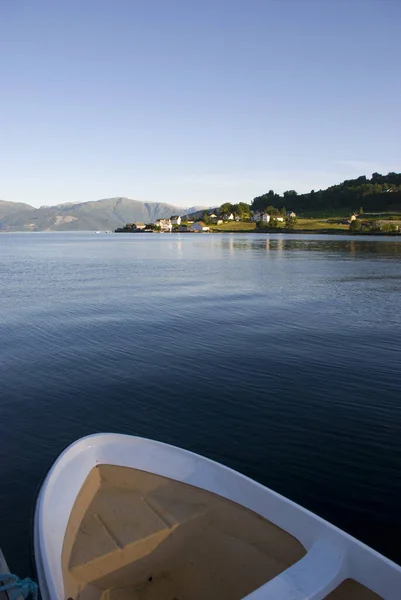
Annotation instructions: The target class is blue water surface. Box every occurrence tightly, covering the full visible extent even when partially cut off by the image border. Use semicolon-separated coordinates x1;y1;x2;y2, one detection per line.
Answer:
1;232;400;574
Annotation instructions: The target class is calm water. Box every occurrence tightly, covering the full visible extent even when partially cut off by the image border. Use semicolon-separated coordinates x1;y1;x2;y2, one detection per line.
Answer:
1;232;401;575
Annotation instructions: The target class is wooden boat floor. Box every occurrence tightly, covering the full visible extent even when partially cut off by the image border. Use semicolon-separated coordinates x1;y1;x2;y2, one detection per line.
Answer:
61;464;380;600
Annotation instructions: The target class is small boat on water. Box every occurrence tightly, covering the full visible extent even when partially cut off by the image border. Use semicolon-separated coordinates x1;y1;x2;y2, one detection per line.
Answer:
34;433;401;600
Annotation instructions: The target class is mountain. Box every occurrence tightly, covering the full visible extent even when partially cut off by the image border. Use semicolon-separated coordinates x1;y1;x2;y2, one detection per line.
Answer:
182;207;218;221
0;198;208;232
0;200;35;219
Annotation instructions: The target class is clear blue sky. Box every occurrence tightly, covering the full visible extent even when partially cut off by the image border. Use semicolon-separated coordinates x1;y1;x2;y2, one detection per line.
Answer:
1;0;400;208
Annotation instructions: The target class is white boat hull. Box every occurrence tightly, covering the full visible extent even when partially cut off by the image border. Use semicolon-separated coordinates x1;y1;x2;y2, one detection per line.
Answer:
34;433;401;600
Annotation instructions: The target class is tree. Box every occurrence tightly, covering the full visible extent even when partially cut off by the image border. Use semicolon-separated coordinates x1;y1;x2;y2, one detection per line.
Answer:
349;219;361;231
236;202;251;219
251;190;281;212
285;216;297;229
257;219;278;229
250;171;401;216
202;211;211;224
359;206;364;215
220;202;233;215
381;222;398;232
370;221;381;232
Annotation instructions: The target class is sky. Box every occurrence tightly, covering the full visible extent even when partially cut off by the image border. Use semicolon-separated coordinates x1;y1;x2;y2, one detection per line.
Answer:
1;0;400;208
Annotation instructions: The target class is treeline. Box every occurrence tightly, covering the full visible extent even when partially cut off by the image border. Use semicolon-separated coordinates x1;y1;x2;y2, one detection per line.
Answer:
251;172;401;214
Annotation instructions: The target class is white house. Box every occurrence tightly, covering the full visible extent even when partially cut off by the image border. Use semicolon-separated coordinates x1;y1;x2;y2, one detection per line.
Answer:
286;211;296;218
209;213;218;219
190;222;210;232
262;213;271;223
156;218;172;232
275;216;284;222
251;212;262;222
170;215;181;225
222;213;234;221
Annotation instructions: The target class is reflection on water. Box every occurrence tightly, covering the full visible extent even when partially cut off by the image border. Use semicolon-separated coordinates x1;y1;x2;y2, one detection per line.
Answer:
219;234;401;257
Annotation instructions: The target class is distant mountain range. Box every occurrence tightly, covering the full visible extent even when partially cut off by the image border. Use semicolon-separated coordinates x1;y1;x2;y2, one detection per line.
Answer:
0;198;208;232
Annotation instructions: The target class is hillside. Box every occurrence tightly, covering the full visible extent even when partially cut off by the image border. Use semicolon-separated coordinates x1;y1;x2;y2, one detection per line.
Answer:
0;198;207;232
251;172;401;216
0;200;35;219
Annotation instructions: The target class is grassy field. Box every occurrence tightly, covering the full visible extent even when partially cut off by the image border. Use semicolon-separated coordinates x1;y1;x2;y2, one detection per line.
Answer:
296;218;348;231
209;219;348;232
205;214;401;234
209;221;256;231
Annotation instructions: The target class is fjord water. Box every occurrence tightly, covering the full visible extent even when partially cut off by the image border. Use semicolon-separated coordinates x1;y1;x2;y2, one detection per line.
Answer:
1;233;401;574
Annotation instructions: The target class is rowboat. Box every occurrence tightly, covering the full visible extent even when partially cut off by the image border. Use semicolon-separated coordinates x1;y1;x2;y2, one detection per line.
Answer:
34;433;401;600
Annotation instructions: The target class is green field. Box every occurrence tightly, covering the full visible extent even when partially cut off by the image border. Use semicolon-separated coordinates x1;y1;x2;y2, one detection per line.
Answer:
208;216;399;233
209;219;349;232
209;221;256;231
296;219;348;231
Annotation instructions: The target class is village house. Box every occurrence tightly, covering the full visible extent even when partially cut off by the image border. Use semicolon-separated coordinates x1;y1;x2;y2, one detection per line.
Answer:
252;212;286;224
170;215;181;225
222;213;234;221
177;224;188;232
190;222;210;232
286;211;297;218
156;218;172;232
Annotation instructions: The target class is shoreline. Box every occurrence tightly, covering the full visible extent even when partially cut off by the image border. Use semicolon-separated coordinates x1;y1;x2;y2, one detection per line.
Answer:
115;228;401;237
1;229;400;236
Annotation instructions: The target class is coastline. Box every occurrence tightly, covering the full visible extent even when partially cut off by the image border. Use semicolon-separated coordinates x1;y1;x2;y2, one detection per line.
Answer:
115;228;401;236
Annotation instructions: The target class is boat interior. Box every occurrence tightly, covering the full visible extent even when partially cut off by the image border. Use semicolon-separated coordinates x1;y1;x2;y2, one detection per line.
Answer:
62;464;382;600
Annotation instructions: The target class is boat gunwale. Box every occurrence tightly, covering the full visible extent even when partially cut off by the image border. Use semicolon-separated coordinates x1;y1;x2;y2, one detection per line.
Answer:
34;433;401;600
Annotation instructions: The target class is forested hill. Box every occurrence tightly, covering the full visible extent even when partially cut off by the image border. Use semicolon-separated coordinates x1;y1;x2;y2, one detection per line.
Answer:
251;172;401;215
